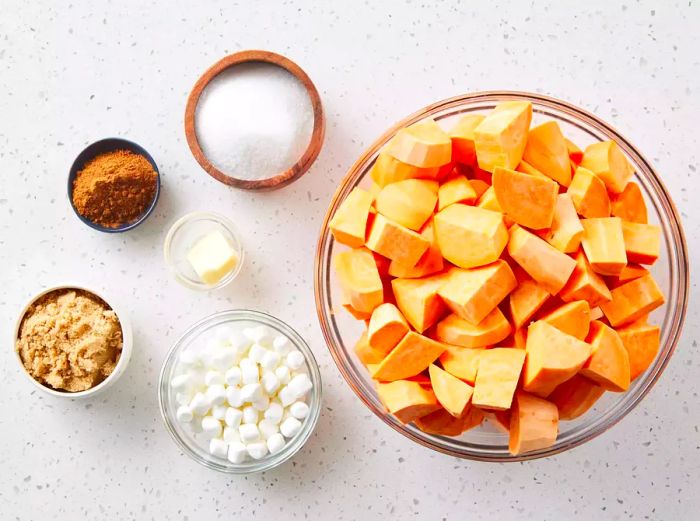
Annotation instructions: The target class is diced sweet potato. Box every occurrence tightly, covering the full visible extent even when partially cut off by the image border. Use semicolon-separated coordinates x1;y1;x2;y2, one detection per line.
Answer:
580;140;631;194
548;374;605;420
386;118;452;168
560;249;612;306
507;225;577;295
377;380;441;423
522;121;571;186
434;204;508;269
388;219;444;279
580;217;627;276
541;193;584;253
600;274;664;327
392;272;450;332
439;345;484;384
621;221;661;265
492;167;558;229
354;331;386;365
565;138;583;165
334;248;384;313
474;101;532;173
449;114;485;166
375;179;438;231
580;321;630;392
567;167;611;218
429;364;474;417
605;263;649;288
435;308;512;348
329;187;374;247
508;391;559;455
469;178;490;199
508;278;550;330
370;151;440;187
437;261;517;324
516;159;550;180
438;175;477;210
415;406;484;435
372;331;447;381
611;181;648;223
524;320;592;396
476;186;503;212
590;306;604;320
472;348;526;410
342;299;372;321
484;410;511;433
616;321;661;380
367;303;409;354
540;300;591;340
366;213;430;268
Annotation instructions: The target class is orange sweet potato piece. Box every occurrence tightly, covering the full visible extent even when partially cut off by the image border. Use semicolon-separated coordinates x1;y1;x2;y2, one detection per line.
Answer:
377;380;441;423
370;151;440;187
476;186;503;212
371;332;446;381
565;138;583;165
616;321;661;380
622;221;661;265
415;406;484;435
509;391;559;455
386;118;452;168
388;219;444;279
354;331;385;365
434;204;508;269
580;321;630;392
523;320;592;396
567;167;611;218
508;278;550;330
439;345;484;384
516;159;549;180
366;213;430;268
329;187;374;247
438;175;477;210
492;167;558;229
472;348;526;410
560;249;612;307
600;274;664;327
541;193;584;253
548;374;604;420
540;300;591;340
342;299;372;321
429;364;474;417
474;101;532;173
367;303;409;354
507;225;577;295
375;179;438;231
590;306;604;320
522;121;571;186
437;261;517;324
469;178;490;199
334;248;384;313
435;308;512;348
580;217;627;276
580;140;632;194
485;410;511;433
605;263;649;288
392;272;450;332
449;114;485;166
611;181;647;223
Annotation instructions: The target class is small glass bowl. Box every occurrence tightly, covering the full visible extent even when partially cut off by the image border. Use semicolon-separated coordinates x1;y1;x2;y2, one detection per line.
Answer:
163;211;244;290
314;91;690;462
158;309;322;473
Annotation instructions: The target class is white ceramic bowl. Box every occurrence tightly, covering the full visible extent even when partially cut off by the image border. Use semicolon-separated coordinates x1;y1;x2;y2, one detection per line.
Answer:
13;284;133;398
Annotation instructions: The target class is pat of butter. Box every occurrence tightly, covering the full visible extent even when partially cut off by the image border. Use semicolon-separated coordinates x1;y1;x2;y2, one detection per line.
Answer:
187;230;239;285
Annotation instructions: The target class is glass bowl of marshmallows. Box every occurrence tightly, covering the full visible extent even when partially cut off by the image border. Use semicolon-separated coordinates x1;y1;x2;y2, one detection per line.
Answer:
158;310;322;473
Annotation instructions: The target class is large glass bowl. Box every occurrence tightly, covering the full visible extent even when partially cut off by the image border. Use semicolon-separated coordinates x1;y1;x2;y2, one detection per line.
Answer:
314;91;689;462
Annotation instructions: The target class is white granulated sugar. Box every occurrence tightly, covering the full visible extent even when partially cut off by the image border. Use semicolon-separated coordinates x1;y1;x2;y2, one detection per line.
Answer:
195;62;314;181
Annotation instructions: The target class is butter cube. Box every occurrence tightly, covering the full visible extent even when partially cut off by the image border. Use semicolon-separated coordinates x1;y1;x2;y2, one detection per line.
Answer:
187;230;239;285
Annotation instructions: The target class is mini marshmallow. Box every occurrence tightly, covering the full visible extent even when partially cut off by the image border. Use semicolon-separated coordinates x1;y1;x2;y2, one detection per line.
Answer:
238;423;260;443
248;343;268;364
247;441;269;460
240;358;259;385
224;367;242;386
189;392;211;416
252;395;270;412
223;426;241;444
175;392;191;406
278;385;297;407
280;417;302;438
261;371;280;395
201;416;222;439
215;326;236;346
209;438;228;459
244;325;274;346
179;349;201;368
211;404;227;420
289;401;310;420
266;433;286;454
226;386;244;408
204;370;224;386
210;349;237;371
242;405;259;425
275;365;291;384
240;383;264;403
272;335;292;355
288;373;313;398
258;419;279;440
176;405;193;423
206;384;227;406
229;331;252;355
260;350;281;371
228;441;248;464
224;407;243;428
286;350;305;370
264;401;284;424
170;374;191;391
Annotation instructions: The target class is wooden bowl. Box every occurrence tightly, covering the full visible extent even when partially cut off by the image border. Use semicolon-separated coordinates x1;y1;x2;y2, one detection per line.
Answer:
184;50;325;191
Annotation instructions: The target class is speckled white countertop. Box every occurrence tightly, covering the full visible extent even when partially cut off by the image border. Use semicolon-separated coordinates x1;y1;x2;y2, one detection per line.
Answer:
1;1;698;519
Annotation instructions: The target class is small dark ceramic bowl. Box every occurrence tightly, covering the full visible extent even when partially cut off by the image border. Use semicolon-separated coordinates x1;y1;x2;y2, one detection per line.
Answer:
68;137;161;233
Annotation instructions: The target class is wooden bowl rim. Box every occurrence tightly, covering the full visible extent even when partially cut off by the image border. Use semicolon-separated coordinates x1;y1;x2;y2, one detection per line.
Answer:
184;50;325;191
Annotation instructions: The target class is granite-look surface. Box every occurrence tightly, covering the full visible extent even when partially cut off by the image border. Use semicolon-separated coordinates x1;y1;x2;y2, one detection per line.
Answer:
0;1;698;519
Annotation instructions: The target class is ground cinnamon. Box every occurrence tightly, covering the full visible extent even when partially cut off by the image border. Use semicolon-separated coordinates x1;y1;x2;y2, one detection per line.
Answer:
72;149;158;228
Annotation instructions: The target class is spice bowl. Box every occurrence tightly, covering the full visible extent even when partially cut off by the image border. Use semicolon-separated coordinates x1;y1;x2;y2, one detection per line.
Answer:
68;137;161;233
13;284;133;398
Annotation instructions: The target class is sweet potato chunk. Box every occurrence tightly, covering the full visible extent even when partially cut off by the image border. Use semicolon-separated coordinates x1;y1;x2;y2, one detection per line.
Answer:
616;321;661;380
605;264;649;288
392;272;450;332
377;380;441;423
567;167;611;218
540;300;591;340
386;118;452;168
621;221;661;265
435;308;512;348
541;193;584;253
375;179;438;231
470;178;490;199
611;181;647;223
367;303;409;354
508;278;550;330
329;187;374;247
334;248;384;313
492;167;558;229
439;345;484;384
438;175;477;210
600;274;664;327
434;204;508;269
580;140;631;194
354;331;385;365
548;374;604;420
565;138;583;165
370;151;440;187
388;219;443;279
522;121;571;186
580;217;627;276
366;213;430;268
449;114;485;166
509;391;559;455
429;364;474;417
372;332;446;381
580;321;630;392
559;249;612;307
474;100;532;173
472;348;526;410
415;406;484;435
